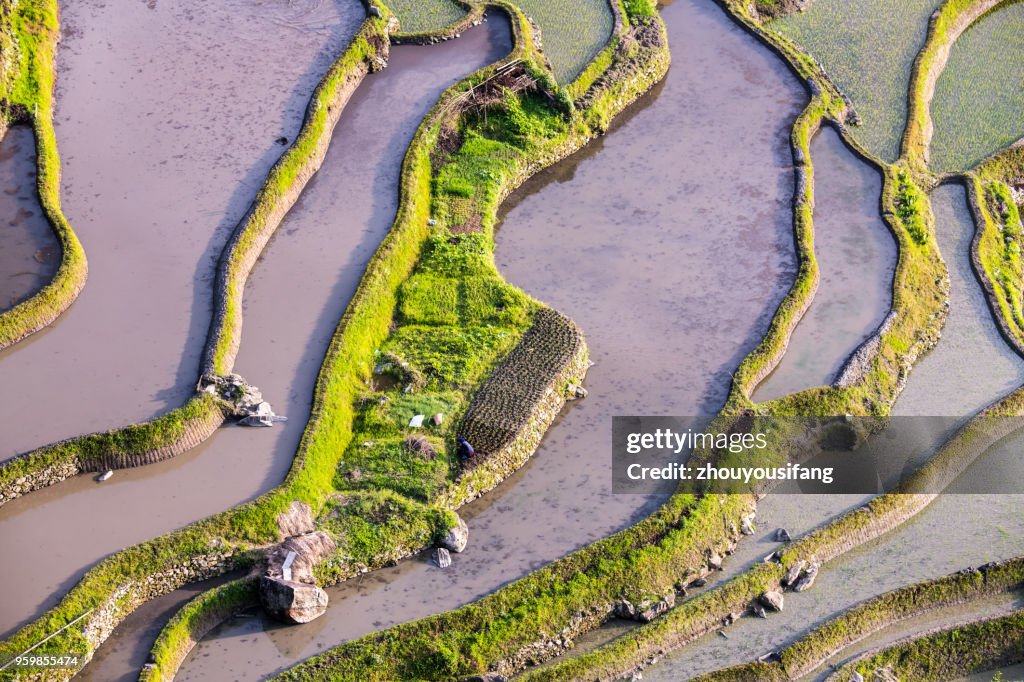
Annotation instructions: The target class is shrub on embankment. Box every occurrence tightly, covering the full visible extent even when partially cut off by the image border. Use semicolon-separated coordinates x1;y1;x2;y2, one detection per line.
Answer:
0;0;88;351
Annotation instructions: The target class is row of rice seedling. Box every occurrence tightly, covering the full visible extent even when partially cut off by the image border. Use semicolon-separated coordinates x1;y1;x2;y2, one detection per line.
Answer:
387;0;466;34
514;0;614;82
385;0;613;83
771;0;942;162
931;1;1024;172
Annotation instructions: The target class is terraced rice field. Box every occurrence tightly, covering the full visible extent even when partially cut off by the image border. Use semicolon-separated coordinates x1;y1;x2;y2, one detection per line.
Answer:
515;0;614;82
772;0;942;161
388;0;613;82
931;1;1024;172
387;0;466;34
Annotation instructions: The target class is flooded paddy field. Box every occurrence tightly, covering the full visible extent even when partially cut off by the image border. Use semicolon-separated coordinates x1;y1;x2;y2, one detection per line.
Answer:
754;126;895;401
630;184;1024;680
0;126;58;313
0;12;510;642
4;0;1020;679
175;0;807;677
0;0;362;460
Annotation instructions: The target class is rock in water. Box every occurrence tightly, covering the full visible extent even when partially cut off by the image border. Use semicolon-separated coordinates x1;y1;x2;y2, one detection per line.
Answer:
783;559;806;587
775;527;792;542
259;577;328;624
434;548;452;568
740;514;756;536
440;513;469;553
759;590;784;612
793;563;820;592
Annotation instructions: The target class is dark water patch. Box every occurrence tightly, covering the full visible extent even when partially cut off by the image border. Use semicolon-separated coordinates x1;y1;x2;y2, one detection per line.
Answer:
177;0;805;677
754;126;896;402
0;126;58;313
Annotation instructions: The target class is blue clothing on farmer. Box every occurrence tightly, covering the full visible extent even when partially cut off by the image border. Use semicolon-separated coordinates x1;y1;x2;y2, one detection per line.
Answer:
456;437;475;461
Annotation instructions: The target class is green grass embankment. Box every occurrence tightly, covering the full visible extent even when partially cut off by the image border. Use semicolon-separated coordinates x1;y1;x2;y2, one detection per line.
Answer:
965;145;1024;356
0;0;391;504
688;557;1024;682
0;9;398;679
0;0;88;351
829;609;1024;681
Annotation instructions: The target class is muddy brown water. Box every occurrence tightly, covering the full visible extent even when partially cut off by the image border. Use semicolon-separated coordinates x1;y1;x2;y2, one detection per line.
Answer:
640;185;1024;681
0;6;510;644
754;126;896;402
0;17;515;678
0;0;364;637
176;1;806;678
0;126;59;313
0;0;360;460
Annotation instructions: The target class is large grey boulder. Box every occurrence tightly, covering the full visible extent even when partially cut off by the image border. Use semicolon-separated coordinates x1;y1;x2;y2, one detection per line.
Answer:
441;513;469;553
759;590;784;612
259;577;328;624
276;500;315;539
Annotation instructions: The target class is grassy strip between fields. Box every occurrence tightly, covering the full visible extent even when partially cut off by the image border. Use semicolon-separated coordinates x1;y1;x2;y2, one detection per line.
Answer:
0;0;653;678
257;1;954;681
685;557;1024;682
0;0;88;351
519;385;1024;682
900;0;1017;172
0;0;389;503
714;0;946;421
829;609;1024;681
965;145;1024;357
0;8;397;679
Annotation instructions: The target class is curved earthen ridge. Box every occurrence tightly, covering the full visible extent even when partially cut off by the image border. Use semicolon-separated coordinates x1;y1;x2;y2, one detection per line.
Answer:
0;1;668;677
246;1;1024;680
901;0;1017;171
0;2;88;352
826;608;1024;682
687;557;1024;682
0;3;392;505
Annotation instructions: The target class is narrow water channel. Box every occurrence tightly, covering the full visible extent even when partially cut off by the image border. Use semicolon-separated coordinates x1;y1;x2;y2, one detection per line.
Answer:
0;0;360;460
754;126;896;402
177;1;805;678
0;126;58;313
640;185;1024;680
0;16;511;642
